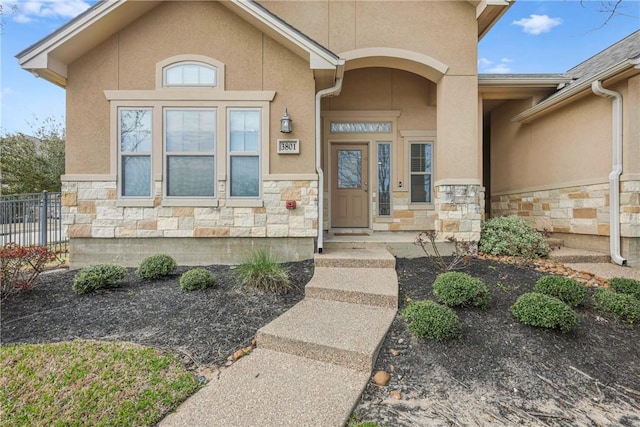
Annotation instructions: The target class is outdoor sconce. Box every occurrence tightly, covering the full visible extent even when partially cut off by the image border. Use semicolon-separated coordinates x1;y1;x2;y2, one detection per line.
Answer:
280;108;293;133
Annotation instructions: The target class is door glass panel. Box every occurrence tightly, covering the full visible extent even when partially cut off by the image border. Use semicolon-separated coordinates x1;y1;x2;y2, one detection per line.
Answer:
377;143;391;216
337;150;361;189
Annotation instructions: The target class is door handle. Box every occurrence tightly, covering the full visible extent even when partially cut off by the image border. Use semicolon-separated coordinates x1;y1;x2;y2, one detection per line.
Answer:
364;182;368;192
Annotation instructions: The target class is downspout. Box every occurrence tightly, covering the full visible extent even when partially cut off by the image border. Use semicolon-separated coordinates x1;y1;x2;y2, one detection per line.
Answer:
592;80;626;265
315;71;344;254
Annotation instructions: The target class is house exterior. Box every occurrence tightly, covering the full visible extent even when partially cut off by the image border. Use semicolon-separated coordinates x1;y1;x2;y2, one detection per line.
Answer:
16;1;640;268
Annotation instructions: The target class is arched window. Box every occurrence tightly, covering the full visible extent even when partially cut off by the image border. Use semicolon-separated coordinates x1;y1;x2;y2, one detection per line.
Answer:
163;62;217;87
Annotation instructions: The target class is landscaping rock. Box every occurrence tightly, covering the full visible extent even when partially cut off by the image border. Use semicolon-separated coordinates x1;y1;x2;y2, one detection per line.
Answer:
373;371;391;386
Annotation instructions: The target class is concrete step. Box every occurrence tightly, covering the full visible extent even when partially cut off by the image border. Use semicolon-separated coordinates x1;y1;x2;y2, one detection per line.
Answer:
315;247;395;268
305;267;398;309
256;298;396;371
160;348;370;427
550;247;611;264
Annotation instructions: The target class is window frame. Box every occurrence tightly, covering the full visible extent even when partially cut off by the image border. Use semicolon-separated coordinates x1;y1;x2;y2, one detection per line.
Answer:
409;141;434;205
163;62;217;88
117;107;154;200
227;107;262;199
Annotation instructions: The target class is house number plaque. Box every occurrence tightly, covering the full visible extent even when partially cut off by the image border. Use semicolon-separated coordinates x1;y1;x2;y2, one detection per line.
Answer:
277;139;300;154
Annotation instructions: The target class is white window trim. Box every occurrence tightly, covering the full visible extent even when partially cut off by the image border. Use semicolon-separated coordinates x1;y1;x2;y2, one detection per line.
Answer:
408;141;435;206
227;107;263;199
117;106;154;201
401;130;436;208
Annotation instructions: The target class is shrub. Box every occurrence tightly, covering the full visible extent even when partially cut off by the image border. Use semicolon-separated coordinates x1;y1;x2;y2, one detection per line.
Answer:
510;293;578;332
72;264;128;294
137;253;177;280
608;277;640;300
432;271;490;309
401;300;461;340
534;275;587;307
1;243;56;299
414;231;477;272
180;268;216;291
593;289;640;323
479;216;550;260
236;250;290;292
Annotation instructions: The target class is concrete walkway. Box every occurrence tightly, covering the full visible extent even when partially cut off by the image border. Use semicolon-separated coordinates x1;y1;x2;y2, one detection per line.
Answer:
549;247;640;280
160;248;398;427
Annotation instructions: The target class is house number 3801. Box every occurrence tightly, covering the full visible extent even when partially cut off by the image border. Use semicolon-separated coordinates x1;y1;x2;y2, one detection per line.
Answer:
277;139;300;154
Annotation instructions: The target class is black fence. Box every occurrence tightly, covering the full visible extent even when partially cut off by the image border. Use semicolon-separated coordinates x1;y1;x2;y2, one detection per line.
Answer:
0;191;67;253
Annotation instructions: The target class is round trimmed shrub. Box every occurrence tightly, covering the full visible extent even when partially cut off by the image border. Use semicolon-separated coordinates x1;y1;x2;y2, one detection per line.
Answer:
180;268;216;291
608;277;640;300
593;289;640;323
479;215;550;258
73;264;128;294
534;275;587;307
137;253;177;280
401;300;461;341
433;272;490;309
510;293;578;332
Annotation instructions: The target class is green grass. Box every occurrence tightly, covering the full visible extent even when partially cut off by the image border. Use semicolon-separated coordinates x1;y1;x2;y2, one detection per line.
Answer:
0;340;199;426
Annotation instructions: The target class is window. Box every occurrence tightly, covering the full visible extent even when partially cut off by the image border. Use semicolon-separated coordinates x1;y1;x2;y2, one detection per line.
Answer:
163;62;217;87
410;142;432;203
228;109;261;197
165;109;216;197
377;143;391;215
119;108;152;197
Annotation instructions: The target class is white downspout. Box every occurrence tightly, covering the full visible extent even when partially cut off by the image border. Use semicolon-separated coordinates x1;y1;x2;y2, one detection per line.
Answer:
592;80;626;265
315;72;344;254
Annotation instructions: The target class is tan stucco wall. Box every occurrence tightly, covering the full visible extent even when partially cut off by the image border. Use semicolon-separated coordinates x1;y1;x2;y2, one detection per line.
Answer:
66;1;316;175
261;0;478;75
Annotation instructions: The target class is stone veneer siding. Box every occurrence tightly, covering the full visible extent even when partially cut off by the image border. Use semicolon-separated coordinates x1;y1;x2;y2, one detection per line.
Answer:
490;181;640;238
434;184;484;242
61;179;318;240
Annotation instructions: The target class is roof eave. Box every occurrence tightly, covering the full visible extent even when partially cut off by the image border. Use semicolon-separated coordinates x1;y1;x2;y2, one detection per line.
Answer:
476;0;513;40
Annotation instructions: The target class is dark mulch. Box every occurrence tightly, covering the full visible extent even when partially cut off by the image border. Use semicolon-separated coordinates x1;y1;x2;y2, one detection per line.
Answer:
2;256;639;425
1;261;313;367
353;257;640;426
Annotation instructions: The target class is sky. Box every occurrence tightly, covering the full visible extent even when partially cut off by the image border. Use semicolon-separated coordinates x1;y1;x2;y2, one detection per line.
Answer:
0;0;639;136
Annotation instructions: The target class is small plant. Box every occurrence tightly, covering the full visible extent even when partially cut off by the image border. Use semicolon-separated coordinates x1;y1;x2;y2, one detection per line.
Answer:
593;289;640;323
72;264;128;294
401;299;461;340
137;253;177;280
432;271;490;309
608;277;640;300
1;243;56;299
414;230;477;273
479;216;550;263
534;275;587;307
180;268;216;291
236;249;290;292
510;293;578;332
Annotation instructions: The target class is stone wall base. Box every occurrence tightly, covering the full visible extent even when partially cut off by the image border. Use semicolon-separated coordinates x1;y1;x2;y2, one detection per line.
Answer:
551;233;640;268
69;237;315;269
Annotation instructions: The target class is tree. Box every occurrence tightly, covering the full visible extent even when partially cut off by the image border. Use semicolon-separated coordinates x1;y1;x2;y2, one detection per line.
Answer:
0;118;65;195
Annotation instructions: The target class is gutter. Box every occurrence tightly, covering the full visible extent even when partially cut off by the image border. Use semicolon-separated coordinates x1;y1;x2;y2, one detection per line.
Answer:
315;64;345;253
512;58;639;123
591;80;626;266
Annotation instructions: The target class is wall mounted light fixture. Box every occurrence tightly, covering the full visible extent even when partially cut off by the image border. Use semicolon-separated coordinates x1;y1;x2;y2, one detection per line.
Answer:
280;108;293;133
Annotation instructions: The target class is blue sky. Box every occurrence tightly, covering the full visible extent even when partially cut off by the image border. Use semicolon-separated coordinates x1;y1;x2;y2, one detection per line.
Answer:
1;0;639;135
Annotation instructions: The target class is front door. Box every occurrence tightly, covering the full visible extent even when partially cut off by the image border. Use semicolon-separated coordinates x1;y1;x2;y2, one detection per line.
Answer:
331;143;369;228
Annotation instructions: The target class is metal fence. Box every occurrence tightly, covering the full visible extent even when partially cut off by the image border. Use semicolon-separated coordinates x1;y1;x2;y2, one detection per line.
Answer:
0;191;67;252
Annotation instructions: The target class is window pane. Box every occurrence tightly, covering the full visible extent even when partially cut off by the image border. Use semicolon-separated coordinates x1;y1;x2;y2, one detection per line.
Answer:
120;109;151;152
165;67;182;86
230;156;259;197
378;144;391;216
167;156;215;197
164;63;216;86
331;122;392;133
411;143;431;173
122;156;150;197
411;174;431;203
166;110;215;152
337;150;361;189
182;65;199;85
229;110;260;152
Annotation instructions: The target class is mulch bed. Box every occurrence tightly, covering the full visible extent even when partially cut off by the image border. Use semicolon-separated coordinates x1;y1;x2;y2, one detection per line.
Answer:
2;256;639;425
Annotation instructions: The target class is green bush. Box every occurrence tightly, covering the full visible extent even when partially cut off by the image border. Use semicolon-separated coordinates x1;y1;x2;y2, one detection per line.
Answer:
72;264;128;294
510;293;578;332
137;253;177;280
479;216;550;259
534;275;587;307
179;268;216;291
608;277;640;300
432;271;490;309
401;300;461;341
593;289;640;323
236;250;290;292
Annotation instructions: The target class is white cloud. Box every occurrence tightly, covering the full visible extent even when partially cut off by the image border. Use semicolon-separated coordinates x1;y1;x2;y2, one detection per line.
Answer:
10;0;91;24
512;14;562;35
478;57;493;67
479;58;513;74
486;63;512;74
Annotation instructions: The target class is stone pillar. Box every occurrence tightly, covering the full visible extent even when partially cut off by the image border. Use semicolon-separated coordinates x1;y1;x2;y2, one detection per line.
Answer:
434;184;484;241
